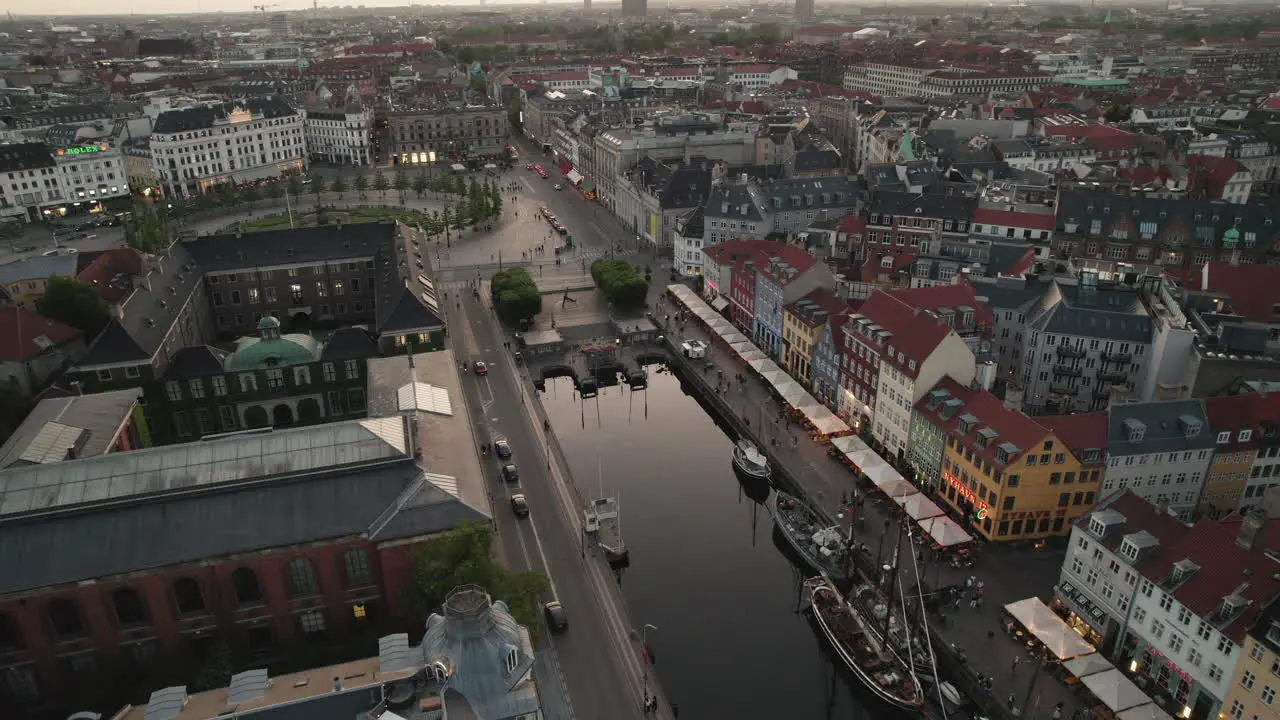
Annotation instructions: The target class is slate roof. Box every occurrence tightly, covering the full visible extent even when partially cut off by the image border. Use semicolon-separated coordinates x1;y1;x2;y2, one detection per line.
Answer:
152;97;298;135
869;190;977;221
320;327;378;361
1025;279;1153;344
706;182;768;223
378;285;444;333
164;345;229;380
1054;188;1280;249
0;142;56;173
0;252;78;285
78;319;151;366
1106;399;1216;457
0;307;81;362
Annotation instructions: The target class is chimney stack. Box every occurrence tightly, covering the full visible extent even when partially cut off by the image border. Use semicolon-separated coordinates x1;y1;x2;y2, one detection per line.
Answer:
1237;506;1269;552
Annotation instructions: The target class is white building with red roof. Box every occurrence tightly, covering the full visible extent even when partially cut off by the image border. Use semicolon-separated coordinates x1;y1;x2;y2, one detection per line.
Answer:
849;290;977;457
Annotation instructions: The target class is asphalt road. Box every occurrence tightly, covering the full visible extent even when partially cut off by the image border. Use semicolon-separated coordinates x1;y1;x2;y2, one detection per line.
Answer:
446;286;672;720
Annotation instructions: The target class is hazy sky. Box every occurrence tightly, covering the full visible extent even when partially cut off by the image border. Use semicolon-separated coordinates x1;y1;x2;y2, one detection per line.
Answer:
5;0;581;16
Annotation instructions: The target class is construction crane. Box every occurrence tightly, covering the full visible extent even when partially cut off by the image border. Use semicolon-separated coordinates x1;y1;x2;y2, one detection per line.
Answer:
253;3;279;17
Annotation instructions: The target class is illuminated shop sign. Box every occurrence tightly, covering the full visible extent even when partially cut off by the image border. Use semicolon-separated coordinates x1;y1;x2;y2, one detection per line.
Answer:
56;145;107;156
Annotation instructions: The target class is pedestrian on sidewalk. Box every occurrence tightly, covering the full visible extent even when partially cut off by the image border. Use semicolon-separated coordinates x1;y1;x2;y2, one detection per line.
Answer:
953;595;962;611
969;595;978;609
1012;656;1021;672
1007;694;1016;710
1052;701;1064;720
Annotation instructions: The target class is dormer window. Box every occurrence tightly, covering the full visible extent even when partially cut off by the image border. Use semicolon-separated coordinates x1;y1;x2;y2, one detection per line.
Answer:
504;646;519;675
1083;449;1102;464
1217;431;1231;444
1120;540;1140;561
1240;429;1253;442
1124;418;1146;443
1089;517;1108;538
1179;415;1201;439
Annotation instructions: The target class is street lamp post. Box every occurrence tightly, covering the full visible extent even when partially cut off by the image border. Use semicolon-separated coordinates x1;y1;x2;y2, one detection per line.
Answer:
640;623;658;697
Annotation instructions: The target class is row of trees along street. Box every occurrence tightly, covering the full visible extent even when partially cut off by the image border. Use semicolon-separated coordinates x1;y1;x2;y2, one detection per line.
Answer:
124;169;505;253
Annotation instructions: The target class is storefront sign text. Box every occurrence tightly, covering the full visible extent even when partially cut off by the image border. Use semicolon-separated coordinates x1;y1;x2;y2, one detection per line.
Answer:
57;145;106;156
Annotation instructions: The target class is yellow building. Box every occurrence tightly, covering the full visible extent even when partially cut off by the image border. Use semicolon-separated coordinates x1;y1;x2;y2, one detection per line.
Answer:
919;378;1106;542
1200;394;1274;516
0;253;78;309
781;290;841;387
1219;614;1280;720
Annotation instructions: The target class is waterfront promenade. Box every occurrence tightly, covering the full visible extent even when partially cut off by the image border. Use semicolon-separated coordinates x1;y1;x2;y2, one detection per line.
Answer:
660;291;1091;720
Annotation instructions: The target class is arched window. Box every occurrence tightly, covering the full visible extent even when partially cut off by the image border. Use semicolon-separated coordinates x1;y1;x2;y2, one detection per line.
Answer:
112;588;148;626
47;598;84;638
172;577;205;615
0;612;21;649
232;567;263;605
286;557;320;598
342;548;372;588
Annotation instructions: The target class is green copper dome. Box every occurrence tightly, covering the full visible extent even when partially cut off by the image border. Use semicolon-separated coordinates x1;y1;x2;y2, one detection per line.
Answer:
1222;226;1240;246
226;318;321;371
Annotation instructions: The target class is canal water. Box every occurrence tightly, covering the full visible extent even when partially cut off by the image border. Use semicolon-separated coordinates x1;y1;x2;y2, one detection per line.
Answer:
541;368;871;719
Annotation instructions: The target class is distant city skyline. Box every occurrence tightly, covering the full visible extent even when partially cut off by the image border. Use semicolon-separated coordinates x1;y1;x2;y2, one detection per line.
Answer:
4;0;612;16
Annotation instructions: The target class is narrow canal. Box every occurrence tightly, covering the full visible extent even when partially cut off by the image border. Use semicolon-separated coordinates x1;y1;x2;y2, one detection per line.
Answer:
541;368;870;719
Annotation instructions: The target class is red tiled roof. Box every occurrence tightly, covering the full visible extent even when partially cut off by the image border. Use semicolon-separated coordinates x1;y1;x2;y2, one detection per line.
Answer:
756;245;820;286
1200;262;1280;324
972;207;1055;231
855;290;954;380
1203;393;1280;450
1035;412;1109;467
1261;96;1280;111
915;376;1047;467
1187;154;1247;200
838;215;867;233
76;249;144;304
1139;517;1280;642
0;307;82;362
704;239;785;267
888;283;995;335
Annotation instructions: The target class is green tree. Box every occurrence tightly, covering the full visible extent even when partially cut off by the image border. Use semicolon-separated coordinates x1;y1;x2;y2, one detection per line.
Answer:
192;642;235;692
372;170;390;200
412;171;429;199
1103;104;1133;123
453;199;468;230
264;180;283;206
124;208;167;254
310;175;326;205
467;178;485;221
488;181;502;218
353;169;369;199
36;275;110;337
394;170;410;202
590;259;649;312
490;267;542;325
403;521;550;640
441;206;453;243
0;382;31;446
239;184;261;208
286;173;303;199
215;183;237;208
331;175;348;199
245;405;269;428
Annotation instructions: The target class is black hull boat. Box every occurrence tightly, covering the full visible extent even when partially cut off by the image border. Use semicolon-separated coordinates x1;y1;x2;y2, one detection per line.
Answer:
769;490;849;581
807;578;925;714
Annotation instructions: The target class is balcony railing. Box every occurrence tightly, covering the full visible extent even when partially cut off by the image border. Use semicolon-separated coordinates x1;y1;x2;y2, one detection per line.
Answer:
1099;372;1128;384
1101;352;1132;364
1053;364;1083;378
1056;345;1085;359
1049;383;1079;395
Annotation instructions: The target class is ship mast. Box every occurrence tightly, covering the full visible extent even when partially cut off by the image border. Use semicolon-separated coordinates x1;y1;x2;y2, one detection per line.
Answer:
881;515;905;641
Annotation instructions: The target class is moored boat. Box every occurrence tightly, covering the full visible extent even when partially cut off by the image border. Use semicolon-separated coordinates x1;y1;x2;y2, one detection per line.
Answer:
732;439;771;481
768;490;849;580
807;578;925;713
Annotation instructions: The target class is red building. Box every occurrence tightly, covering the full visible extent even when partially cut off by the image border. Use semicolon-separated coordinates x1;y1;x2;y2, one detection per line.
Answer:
0;417;481;716
729;251;765;332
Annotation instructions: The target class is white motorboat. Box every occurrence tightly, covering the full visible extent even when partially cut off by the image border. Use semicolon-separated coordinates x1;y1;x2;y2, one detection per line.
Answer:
732;439;771;480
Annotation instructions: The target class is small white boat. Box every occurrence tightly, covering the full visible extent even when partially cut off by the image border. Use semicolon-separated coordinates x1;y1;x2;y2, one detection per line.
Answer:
732;439;771;480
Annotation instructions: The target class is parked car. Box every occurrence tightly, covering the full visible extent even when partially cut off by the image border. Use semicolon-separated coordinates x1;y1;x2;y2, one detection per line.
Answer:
501;464;520;483
544;601;568;632
473;361;488;376
553;184;563;191
510;493;529;517
494;438;512;460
